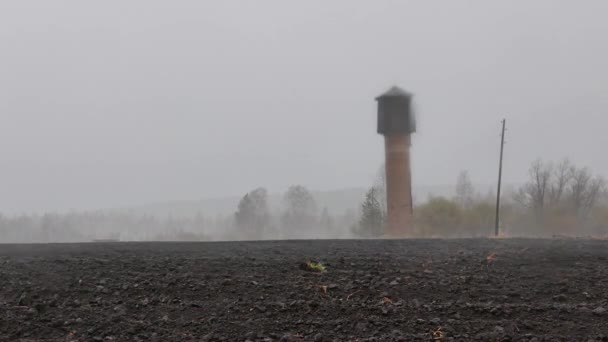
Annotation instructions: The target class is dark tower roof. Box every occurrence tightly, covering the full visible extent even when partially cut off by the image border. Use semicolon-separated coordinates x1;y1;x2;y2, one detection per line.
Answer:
375;86;411;100
376;85;415;135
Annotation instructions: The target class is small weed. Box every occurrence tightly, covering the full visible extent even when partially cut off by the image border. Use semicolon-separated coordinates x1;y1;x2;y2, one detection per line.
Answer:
301;260;326;273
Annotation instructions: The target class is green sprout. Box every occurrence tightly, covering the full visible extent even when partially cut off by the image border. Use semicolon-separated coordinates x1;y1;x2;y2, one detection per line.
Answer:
306;261;326;273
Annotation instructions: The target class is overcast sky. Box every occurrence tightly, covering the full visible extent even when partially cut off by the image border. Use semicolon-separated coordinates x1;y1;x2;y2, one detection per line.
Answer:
1;1;607;214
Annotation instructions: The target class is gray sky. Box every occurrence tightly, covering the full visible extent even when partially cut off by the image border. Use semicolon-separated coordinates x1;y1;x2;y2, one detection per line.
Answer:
1;1;607;214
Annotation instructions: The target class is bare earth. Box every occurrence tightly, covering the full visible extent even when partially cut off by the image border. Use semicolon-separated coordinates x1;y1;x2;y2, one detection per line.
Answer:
1;239;607;341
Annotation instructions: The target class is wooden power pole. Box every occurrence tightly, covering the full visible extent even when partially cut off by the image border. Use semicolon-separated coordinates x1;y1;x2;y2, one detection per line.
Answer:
495;119;506;237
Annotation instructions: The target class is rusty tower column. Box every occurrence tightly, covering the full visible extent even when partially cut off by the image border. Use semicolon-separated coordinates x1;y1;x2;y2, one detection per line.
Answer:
376;86;416;237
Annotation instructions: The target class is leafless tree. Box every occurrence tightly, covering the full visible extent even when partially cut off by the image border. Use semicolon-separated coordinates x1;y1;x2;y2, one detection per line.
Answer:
319;207;334;235
281;185;317;237
548;159;574;206
374;164;387;218
455;170;475;209
234;187;271;239
519;159;553;223
517;158;607;232
356;186;384;237
567;167;605;219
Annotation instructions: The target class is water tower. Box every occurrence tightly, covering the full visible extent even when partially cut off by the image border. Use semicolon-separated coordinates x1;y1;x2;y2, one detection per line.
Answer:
376;86;416;236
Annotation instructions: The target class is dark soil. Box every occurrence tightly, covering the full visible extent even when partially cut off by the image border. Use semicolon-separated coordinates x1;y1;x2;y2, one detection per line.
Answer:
1;239;608;341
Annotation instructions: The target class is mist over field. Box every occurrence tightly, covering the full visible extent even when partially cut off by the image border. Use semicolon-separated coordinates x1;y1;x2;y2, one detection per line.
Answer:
5;3;608;342
1;1;608;242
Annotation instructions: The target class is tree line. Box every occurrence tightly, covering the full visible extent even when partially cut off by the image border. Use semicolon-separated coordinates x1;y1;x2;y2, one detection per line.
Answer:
1;158;606;243
231;185;353;240
0;186;358;243
354;159;608;238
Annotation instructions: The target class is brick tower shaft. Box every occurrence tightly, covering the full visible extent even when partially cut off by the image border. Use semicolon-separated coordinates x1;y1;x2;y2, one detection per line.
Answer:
384;134;412;236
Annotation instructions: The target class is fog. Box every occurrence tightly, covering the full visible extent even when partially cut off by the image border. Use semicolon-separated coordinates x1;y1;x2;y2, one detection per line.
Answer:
1;1;608;241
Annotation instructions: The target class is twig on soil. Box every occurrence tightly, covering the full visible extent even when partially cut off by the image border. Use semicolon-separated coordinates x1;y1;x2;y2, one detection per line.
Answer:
483;252;498;271
486;252;497;263
64;330;77;342
346;290;361;301
313;285;328;295
431;326;444;341
8;306;30;310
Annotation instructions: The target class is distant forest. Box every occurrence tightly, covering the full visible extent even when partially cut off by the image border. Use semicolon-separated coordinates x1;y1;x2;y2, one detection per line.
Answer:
1;159;607;243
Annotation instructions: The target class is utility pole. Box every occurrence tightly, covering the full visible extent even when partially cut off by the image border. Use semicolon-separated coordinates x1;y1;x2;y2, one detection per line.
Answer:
495;119;506;237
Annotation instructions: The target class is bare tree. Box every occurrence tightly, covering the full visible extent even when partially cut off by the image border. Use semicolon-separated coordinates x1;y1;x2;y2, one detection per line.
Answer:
569;167;591;215
567;167;605;219
374;164;387;218
319;207;334;237
455;170;475;209
519;159;553;224
585;176;606;215
548;159;574;206
234;187;271;239
355;186;384;237
517;158;607;234
281;185;317;237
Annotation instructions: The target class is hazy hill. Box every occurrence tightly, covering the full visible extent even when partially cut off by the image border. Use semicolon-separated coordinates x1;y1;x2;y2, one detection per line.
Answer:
107;184;499;219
